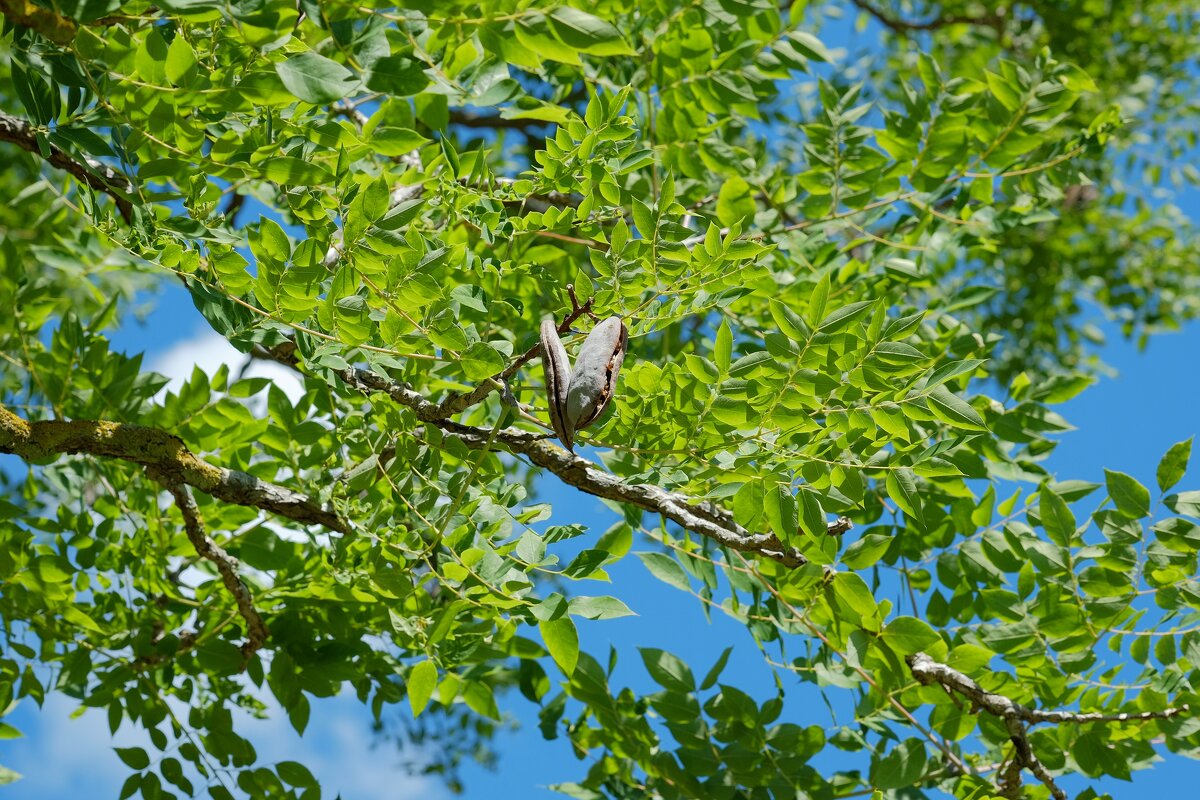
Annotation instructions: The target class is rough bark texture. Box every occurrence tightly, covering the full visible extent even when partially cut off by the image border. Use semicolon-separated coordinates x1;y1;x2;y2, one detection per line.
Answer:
906;651;1190;800
0;406;349;534
167;483;269;661
253;346;853;568
0;110;134;221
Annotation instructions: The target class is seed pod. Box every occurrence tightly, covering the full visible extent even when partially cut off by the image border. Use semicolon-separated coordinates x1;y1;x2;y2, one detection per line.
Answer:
566;316;628;435
540;319;574;449
539;316;628;452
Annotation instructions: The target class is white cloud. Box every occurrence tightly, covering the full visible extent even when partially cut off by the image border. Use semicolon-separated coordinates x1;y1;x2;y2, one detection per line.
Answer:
149;328;305;403
3;694;145;798
3;690;447;800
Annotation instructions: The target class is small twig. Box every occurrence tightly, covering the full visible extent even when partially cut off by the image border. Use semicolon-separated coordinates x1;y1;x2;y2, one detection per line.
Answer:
0;110;134;222
253;342;849;567
907;651;1190;800
166;484;269;662
432;284;596;419
448;109;552;132
222;191;247;226
847;0;1006;35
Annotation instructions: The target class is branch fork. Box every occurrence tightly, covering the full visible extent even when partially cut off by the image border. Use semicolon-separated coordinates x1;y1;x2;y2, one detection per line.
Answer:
906;651;1190;800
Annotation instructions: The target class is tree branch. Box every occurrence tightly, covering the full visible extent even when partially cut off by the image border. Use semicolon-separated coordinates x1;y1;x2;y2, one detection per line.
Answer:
0;110;134;222
0;405;349;534
847;0;1006;34
448;109;553;132
433;283;595;418
907;651;1190;800
253;344;851;567
0;0;76;44
167;483;269;661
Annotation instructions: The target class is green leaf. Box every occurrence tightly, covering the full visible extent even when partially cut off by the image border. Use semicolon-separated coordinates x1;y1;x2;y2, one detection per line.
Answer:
1165;491;1200;516
797;490;828;542
787;31;831;63
926;385;988;431
841;533;892;569
460;342;506;380
818;300;873;333
700;646;733;690
375;198;425;231
62;605;103;632
716;176;755;226
275;52;361;104
540;616;580;676
276;761;316;789
259;157;333;186
364;55;430;96
882;616;940;655
463;680;501;720
1157;438;1192;492
516;531;546;565
769;299;810;342
532;593;569;622
370;127;428;157
547;7;635;56
807;274;830;326
636;552;690;591
1039;485;1076;546
408;660;437;717
831;573;877;620
886;469;924;529
872;739;926;790
714;320;732;373
516;13;583;65
639;648;695;692
732;480;766;531
115;747;150;770
165;35;198;86
568;596;635;620
764;486;797;542
1105;469;1151;519
1072;731;1108;778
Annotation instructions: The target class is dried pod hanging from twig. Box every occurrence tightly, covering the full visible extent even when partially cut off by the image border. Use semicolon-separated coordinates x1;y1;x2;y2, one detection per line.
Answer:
539;316;628;452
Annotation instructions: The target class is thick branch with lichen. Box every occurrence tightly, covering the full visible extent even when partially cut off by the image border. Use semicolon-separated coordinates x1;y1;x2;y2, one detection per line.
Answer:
906;651;1190;799
0;405;349;534
0;0;76;44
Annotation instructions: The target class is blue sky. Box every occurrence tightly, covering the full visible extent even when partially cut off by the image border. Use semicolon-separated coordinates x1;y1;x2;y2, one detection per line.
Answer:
6;301;1199;797
7;11;1200;800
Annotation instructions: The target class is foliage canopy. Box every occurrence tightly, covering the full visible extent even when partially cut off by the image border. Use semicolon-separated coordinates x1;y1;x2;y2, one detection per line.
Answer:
1;1;1199;799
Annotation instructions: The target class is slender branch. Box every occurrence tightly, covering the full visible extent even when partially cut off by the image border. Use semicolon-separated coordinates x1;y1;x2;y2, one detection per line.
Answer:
907;651;1190;800
166;484;269;661
0;405;350;534
448;109;552;132
433;283;595;418
846;0;1006;34
907;651;1190;726
0;110;134;222
487;177;582;211
253;344;852;567
221;191;247;226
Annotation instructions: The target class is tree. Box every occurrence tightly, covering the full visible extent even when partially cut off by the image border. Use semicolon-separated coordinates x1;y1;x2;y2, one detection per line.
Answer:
1;1;1198;799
